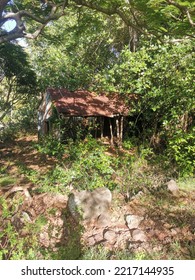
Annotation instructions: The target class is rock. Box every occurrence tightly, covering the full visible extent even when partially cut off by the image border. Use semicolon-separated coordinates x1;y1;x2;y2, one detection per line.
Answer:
21;211;32;223
117;231;132;249
128;242;140;250
125;214;144;229
132;191;144;200
164;223;172;229
96;213;112;227
167;179;179;195
43;193;68;208
87;232;104;246
103;229;117;245
157;232;168;241
68;187;112;221
132;229;147;242
39;231;50;247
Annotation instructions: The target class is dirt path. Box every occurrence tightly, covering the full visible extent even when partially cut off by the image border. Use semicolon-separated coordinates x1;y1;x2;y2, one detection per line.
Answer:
0;135;57;175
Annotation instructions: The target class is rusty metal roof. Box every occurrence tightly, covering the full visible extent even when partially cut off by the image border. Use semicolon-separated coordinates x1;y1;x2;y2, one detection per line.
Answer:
47;88;131;118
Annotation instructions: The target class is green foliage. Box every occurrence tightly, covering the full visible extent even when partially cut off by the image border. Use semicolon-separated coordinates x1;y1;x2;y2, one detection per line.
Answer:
81;245;151;260
92;41;194;176
2;0;194;44
17;164;40;184
0;42;37;125
64;137;117;191
131;0;194;37
29;11;120;90
81;245;110;260
28;137;122;193
0;197;43;260
0;42;36;92
13;96;39;132
25;2;194;179
36;135;65;159
0;176;17;187
167;127;195;176
0;123;20;141
37;165;70;194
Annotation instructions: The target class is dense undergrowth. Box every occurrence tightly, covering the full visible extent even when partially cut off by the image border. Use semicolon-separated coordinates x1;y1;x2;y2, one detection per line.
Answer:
0;133;194;260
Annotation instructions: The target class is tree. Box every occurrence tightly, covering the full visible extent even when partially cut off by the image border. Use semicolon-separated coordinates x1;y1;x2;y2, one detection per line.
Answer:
0;42;37;122
0;1;194;44
91;40;194;174
29;9;124;91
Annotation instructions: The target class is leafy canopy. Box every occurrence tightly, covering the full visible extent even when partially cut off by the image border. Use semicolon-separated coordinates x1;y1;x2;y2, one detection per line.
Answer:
0;0;194;43
0;42;37;122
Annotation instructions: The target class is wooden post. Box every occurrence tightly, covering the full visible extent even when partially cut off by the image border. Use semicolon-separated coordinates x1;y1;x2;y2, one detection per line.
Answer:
109;118;114;146
116;117;120;146
101;117;104;139
120;116;124;146
94;117;97;138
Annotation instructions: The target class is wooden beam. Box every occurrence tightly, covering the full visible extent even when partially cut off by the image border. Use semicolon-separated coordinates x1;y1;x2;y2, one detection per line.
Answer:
116;117;120;139
120;116;124;146
94;117;98;138
101;117;104;138
109;118;114;146
116;116;120;147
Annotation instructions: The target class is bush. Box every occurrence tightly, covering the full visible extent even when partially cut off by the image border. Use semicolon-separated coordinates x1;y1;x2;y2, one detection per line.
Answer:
0;123;19;142
36;135;65;159
168;128;195;176
0;197;43;260
64;137;117;191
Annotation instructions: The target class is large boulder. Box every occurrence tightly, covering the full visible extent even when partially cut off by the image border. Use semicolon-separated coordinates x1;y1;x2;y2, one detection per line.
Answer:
68;187;112;222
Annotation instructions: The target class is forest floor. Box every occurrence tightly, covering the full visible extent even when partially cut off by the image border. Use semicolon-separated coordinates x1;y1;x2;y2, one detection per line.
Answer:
0;134;195;260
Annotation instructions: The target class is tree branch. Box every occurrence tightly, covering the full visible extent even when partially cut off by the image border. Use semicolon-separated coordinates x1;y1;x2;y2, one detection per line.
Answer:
25;23;48;40
166;0;195;27
0;1;68;43
0;0;9;19
186;9;195;27
73;0;148;35
0;0;194;44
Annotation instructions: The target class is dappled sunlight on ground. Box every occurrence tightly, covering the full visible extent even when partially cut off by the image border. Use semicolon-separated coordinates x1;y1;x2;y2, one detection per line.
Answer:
0;134;195;260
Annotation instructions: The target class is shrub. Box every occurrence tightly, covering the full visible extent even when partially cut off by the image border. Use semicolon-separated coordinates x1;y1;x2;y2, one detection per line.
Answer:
36;135;65;159
0;197;43;260
167;128;195;176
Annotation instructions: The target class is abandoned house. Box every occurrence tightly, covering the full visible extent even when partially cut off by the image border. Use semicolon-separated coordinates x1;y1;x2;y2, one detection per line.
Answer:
38;88;131;145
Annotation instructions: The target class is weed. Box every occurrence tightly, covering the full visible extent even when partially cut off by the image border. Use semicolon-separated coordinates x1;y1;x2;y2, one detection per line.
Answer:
0;197;47;260
81;245;110;260
35;135;65;159
0;176;17;187
0;166;7;175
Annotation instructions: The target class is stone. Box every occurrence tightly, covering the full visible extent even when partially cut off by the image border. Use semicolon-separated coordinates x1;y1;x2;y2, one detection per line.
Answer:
132;229;147;242
103;229;117;245
125;214;144;229
132;191;144;200
170;228;180;236
68;187;112;221
96;213;112;227
86;232;104;246
39;231;50;247
21;211;32;223
128;242;140;250
87;236;96;246
167;179;179;195
43;193;68;208
117;231;132;249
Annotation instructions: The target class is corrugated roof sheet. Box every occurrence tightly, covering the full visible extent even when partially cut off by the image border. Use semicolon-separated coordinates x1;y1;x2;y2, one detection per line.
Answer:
47;88;130;117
